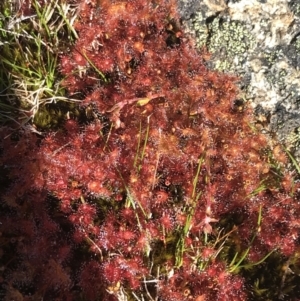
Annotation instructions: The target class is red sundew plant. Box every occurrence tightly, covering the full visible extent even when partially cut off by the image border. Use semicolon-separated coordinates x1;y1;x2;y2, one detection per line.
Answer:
1;0;300;300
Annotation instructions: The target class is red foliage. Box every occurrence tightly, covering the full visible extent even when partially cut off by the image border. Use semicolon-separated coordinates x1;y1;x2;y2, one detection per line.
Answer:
1;0;300;300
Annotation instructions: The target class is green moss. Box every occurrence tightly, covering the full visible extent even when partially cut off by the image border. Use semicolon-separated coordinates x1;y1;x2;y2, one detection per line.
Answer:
33;102;81;130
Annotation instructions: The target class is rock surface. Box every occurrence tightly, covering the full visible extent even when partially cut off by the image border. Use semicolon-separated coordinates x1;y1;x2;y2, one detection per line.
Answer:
178;0;300;160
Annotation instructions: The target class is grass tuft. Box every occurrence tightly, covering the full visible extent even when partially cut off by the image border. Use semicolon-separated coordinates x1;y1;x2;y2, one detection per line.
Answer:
0;0;80;128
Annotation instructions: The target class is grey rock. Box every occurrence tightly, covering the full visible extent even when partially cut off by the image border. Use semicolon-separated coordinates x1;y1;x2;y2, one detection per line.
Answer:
178;0;300;162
